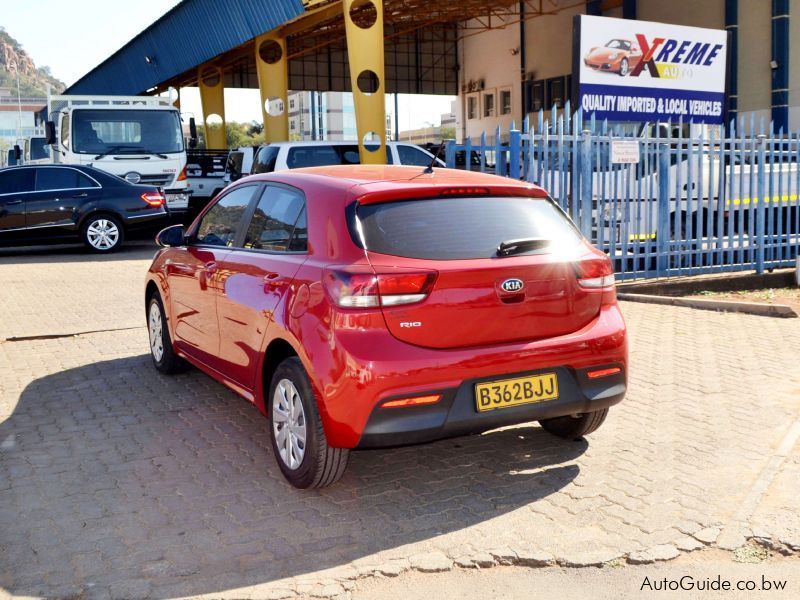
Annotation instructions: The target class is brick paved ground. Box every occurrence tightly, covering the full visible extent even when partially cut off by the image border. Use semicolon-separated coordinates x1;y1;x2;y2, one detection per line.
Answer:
0;246;799;599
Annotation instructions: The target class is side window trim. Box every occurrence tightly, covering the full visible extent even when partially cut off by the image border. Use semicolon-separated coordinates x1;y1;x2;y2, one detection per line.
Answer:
3;167;103;195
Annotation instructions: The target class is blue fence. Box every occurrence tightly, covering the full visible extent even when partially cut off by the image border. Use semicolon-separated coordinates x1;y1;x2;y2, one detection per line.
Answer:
445;105;800;281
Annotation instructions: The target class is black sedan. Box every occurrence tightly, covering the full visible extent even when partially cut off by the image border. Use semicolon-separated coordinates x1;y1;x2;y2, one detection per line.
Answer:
0;164;169;252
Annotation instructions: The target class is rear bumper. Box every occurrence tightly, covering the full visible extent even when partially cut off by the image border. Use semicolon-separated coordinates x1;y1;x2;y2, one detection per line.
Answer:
318;303;628;448
356;364;625;448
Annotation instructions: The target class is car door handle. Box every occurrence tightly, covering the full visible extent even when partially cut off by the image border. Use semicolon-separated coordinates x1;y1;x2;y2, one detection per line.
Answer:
263;272;286;291
199;262;218;291
73;192;89;199
6;199;22;205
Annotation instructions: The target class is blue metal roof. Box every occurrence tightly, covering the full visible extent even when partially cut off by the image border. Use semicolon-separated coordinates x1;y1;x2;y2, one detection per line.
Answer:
66;0;305;95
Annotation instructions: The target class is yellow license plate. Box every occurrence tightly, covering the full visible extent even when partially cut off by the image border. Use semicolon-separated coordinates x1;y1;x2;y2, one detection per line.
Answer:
475;373;559;412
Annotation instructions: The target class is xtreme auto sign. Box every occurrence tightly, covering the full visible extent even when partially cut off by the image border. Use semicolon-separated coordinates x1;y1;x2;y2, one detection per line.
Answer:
572;15;728;124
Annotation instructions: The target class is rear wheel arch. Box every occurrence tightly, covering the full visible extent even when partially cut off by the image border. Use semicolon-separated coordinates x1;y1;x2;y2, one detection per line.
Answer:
262;338;300;405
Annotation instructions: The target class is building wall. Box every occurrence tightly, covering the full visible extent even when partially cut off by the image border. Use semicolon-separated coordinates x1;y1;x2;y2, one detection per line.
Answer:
458;15;518;142
789;0;800;129
287;91;357;141
637;0;723;28
736;0;771;128
456;0;791;135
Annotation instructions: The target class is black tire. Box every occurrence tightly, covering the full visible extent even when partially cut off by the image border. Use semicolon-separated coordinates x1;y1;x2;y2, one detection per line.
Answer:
268;357;349;489
619;58;629;76
146;293;187;375
81;213;125;253
539;408;609;440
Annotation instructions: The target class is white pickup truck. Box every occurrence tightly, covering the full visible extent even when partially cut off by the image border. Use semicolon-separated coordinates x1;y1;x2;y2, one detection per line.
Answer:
44;94;192;213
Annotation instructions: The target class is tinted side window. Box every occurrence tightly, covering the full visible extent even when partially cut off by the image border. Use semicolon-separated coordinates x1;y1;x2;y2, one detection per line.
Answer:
195;186;256;247
77;173;98;188
35;168;80;191
243;186;305;252
252;146;279;174
396;145;435;167
0;169;35;194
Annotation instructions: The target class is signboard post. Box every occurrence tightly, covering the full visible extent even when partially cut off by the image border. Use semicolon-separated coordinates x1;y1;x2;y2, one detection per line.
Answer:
572;15;728;125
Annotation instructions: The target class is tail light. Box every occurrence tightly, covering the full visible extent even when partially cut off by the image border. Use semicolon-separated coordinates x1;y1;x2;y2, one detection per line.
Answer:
574;252;616;304
176;165;187;181
141;191;166;208
323;267;437;308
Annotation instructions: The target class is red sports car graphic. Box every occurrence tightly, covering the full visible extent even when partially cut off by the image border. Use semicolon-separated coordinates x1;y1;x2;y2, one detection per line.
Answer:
584;39;643;76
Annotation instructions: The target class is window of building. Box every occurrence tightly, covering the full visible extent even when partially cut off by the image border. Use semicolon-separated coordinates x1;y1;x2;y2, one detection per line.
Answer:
467;95;478;120
483;92;495;118
500;88;512;115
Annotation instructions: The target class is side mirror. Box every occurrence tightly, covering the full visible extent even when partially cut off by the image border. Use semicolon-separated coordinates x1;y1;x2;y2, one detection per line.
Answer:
189;117;198;149
155;224;186;247
45;121;56;145
13;145;21;161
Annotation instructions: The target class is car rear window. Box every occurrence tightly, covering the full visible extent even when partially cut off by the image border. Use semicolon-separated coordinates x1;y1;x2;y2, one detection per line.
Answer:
356;196;582;260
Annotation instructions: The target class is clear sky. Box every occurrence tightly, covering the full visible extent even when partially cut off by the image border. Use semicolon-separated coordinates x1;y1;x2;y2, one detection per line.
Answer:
1;0;455;129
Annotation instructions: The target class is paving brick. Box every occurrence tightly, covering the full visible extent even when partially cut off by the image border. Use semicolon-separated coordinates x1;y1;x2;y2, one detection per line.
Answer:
1;248;799;598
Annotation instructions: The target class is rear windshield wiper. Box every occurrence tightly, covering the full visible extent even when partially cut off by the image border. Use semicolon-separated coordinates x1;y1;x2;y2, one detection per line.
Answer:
496;238;551;257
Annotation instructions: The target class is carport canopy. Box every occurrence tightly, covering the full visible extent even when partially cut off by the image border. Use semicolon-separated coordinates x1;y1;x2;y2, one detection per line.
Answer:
66;0;535;97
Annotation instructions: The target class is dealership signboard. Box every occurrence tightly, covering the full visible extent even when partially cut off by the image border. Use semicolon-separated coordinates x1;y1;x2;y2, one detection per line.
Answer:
572;15;728;124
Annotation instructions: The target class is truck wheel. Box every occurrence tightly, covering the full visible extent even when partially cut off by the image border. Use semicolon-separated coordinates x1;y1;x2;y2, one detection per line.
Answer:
269;357;349;489
82;214;124;252
540;409;609;440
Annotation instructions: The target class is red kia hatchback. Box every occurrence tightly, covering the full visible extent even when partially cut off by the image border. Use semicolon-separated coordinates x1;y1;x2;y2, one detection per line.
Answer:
145;166;627;488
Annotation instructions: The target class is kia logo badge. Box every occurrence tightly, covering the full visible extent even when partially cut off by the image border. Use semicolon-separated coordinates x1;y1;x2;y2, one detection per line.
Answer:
501;278;524;293
124;171;141;184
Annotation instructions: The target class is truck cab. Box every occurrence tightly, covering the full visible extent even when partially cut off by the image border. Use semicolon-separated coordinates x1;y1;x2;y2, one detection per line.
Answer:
45;95;191;212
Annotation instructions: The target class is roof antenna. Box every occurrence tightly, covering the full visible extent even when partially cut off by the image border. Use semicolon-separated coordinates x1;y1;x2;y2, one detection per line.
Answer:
423;141;446;174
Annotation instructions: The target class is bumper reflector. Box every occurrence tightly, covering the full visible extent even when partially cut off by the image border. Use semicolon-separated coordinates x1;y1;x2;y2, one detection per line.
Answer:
587;366;622;379
381;394;441;409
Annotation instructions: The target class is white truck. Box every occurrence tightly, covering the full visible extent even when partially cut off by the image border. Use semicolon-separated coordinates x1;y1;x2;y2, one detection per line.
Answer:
43;94;193;212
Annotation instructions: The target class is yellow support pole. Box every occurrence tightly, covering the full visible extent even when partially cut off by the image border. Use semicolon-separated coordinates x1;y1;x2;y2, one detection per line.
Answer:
255;33;289;142
197;66;226;149
343;0;387;164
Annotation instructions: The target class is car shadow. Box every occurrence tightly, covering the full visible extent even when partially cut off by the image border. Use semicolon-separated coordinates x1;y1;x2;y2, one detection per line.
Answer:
0;240;158;265
0;355;587;598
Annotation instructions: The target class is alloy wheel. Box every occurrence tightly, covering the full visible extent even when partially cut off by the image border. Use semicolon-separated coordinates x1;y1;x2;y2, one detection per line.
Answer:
272;378;307;470
148;302;164;362
86;218;120;250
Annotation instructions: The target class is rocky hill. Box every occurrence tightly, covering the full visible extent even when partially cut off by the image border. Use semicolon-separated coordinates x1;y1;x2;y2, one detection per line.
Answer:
0;27;65;97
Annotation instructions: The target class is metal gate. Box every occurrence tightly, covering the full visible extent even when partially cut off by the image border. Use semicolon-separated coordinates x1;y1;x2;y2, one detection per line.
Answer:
445;105;800;281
